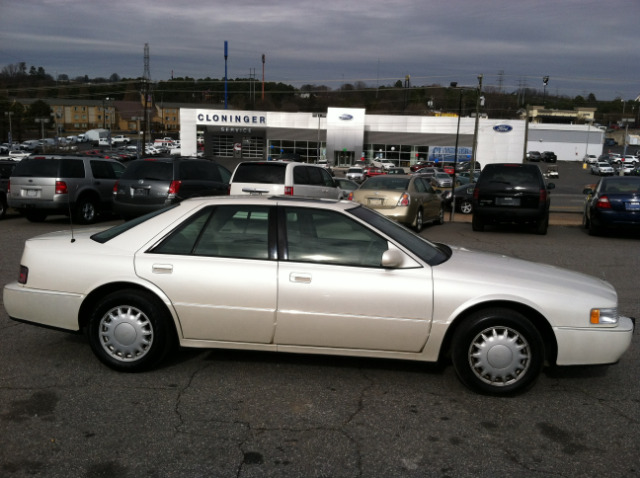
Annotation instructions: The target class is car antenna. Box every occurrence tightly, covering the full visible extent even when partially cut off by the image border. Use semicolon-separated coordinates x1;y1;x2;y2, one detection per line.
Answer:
68;185;76;243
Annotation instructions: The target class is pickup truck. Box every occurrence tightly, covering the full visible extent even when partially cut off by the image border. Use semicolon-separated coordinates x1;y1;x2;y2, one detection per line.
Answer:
111;135;131;144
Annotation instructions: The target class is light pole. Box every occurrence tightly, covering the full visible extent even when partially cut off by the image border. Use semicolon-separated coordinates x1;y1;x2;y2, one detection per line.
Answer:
102;97;112;129
469;74;483;180
542;76;549;106
35;118;50;151
4;111;13;145
312;113;325;163
449;84;463;222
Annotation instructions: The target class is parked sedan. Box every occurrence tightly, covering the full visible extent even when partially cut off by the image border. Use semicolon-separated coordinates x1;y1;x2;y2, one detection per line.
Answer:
334;178;359;199
441;184;475;214
4;196;634;395
582;176;640;235
591;161;615;176
348;174;443;232
430;172;454;189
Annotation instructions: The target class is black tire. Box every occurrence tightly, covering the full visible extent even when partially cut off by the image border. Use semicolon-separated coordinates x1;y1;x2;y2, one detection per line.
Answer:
451;308;545;395
24;210;47;222
88;290;175;372
75;197;98;224
471;214;484;232
534;212;549;235
414;209;424;232
588;217;602;236
458;199;473;215
0;195;6;218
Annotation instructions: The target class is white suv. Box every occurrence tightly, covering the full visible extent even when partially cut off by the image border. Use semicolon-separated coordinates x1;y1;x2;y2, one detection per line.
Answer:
229;161;341;199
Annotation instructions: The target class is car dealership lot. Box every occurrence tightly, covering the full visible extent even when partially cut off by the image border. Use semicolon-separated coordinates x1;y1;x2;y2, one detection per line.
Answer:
0;212;638;477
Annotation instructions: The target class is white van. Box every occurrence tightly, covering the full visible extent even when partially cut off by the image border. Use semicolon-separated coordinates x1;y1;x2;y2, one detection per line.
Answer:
229;161;341;199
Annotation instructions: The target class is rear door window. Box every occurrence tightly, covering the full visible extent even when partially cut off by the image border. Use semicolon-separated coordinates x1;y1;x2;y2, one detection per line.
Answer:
60;159;85;178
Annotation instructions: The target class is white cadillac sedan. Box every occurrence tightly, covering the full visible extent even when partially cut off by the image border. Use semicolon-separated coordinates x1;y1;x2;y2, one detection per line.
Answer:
3;196;634;395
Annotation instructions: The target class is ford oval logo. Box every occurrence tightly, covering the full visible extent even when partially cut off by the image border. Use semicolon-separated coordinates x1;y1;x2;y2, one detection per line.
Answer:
493;124;513;133
339;114;353;120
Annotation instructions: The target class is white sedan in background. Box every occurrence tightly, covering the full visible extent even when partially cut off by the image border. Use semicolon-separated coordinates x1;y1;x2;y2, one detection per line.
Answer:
591;161;615;175
3;196;634;395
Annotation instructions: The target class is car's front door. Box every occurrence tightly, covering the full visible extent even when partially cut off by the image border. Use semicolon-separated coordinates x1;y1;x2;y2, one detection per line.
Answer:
274;206;433;353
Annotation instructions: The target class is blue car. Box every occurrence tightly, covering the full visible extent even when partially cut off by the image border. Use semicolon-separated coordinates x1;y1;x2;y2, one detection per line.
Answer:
583;176;640;235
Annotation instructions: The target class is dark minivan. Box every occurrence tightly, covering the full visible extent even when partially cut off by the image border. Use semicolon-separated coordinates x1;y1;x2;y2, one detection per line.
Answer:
112;157;231;219
472;163;555;234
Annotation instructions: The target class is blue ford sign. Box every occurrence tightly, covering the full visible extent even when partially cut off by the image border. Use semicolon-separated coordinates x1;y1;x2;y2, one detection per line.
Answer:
339;114;353;120
493;124;513;133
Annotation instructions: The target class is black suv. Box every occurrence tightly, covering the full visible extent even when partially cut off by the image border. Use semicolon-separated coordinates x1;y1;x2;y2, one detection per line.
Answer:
8;155;125;223
0;159;19;218
541;151;557;163
472;163;555;234
112;157;231;219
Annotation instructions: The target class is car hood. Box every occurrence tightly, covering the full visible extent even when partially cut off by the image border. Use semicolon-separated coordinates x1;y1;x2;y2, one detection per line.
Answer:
431;245;617;328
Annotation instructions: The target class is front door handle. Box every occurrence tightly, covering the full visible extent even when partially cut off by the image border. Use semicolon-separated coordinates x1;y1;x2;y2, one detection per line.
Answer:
290;272;311;284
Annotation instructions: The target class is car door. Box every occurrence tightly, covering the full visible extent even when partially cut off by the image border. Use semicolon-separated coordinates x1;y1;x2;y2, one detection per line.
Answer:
135;204;278;344
274;206;433;353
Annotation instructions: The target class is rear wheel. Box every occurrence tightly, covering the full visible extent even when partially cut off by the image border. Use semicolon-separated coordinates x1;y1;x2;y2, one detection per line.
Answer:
88;290;175;372
534;213;549;235
24;210;47;222
471;214;484;232
75;197;98;224
458;199;473;215
451;308;545;395
414;209;424;232
0;195;7;218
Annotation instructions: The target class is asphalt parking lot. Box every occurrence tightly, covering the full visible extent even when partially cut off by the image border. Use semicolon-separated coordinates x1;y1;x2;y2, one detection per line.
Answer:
0;189;638;477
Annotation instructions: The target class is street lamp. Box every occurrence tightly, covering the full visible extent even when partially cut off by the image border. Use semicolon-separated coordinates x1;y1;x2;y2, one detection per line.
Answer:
34;117;50;151
542;76;549;106
102;97;112;129
312;112;326;163
4;111;14;145
449;83;463;222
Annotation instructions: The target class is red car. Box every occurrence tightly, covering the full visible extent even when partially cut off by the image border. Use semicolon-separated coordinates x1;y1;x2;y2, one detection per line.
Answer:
410;161;435;173
363;167;387;178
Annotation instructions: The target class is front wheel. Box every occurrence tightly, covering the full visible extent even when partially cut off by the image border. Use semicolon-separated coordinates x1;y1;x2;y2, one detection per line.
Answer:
88;290;175;372
451;308;544;395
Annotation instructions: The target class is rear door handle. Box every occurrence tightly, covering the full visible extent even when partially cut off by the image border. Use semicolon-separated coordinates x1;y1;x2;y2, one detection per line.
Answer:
152;264;173;274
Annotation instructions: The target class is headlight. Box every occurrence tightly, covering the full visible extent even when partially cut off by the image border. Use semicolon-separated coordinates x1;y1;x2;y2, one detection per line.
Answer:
590;308;618;325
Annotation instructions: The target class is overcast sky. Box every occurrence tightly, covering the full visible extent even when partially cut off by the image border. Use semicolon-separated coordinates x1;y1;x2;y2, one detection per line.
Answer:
1;0;639;102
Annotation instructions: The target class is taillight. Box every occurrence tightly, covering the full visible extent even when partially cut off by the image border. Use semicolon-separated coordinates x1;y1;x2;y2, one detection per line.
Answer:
596;195;611;209
112;180;119;195
55;181;68;194
7;180;10;193
397;193;410;206
539;189;547;203
18;265;28;284
347;192;354;201
473;187;479;200
168;180;182;197
284;186;294;196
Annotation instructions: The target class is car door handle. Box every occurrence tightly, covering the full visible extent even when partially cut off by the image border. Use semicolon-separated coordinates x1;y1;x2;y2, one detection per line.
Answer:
152;264;173;274
290;272;311;284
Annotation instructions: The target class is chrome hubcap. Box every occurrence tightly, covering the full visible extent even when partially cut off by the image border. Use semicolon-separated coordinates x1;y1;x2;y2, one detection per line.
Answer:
98;306;153;362
468;326;530;386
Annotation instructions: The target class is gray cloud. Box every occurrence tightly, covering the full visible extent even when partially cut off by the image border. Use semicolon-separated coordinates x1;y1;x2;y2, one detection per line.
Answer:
1;0;638;100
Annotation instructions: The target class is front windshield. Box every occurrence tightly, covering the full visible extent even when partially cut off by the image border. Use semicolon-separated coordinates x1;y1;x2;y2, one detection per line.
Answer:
348;205;450;266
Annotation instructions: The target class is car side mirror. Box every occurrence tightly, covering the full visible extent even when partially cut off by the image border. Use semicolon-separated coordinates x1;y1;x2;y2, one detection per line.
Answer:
381;249;405;268
582;187;593;195
547;182;555;189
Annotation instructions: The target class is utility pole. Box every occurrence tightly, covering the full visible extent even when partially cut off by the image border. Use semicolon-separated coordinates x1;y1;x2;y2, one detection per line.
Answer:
224;41;228;110
469;74;483;178
142;43;151;150
262;54;265;102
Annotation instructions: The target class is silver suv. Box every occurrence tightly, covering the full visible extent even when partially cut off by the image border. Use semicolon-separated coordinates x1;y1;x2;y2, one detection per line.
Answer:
8;154;125;223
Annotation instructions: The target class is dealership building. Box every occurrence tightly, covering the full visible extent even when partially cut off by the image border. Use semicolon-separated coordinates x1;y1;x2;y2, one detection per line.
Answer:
179;107;604;166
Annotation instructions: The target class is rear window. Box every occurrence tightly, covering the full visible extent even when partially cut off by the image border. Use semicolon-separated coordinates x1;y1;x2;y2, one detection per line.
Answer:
11;157;60;178
361;176;410;191
121;161;173;181
233;163;286;184
478;165;541;189
179;161;222;181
